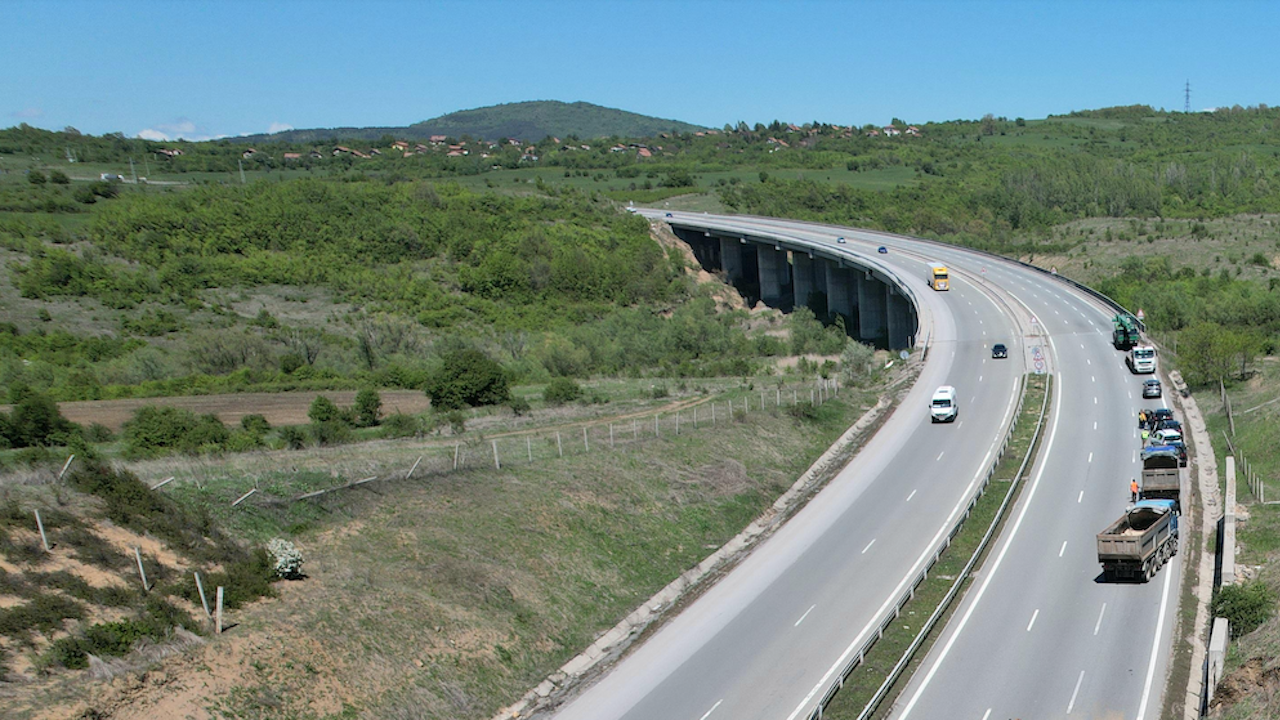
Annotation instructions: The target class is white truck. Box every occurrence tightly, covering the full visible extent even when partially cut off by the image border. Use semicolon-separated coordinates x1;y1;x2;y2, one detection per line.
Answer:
930;386;958;423
1127;344;1157;374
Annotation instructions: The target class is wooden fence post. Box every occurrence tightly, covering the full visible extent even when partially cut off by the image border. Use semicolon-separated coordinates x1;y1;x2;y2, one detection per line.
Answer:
492;440;501;470
134;547;149;593
527;436;532;462
453;444;461;470
34;509;49;552
557;432;563;457
215;586;224;634
405;456;422;480
57;454;75;480
195;571;211;618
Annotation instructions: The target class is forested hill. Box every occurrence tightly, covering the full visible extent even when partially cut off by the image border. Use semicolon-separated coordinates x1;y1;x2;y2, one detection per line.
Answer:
236;101;706;143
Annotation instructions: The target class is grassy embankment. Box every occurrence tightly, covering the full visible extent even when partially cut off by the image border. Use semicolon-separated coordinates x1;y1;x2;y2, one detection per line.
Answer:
1200;356;1280;720
2;373;887;720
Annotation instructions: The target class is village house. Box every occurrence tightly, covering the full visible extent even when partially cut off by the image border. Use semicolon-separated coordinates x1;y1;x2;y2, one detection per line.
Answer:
282;152;302;161
430;135;447;144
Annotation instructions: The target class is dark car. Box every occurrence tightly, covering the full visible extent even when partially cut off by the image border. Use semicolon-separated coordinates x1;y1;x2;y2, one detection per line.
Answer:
1154;418;1182;433
991;343;1008;359
665;212;673;218
1142;378;1162;398
1152;408;1174;425
877;246;888;254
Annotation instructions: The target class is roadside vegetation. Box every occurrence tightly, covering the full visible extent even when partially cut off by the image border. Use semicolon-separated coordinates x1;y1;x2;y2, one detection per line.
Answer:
3;102;1280;715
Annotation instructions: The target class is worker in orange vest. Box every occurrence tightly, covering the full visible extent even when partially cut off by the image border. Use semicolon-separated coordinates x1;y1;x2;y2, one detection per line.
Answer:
1131;478;1140;502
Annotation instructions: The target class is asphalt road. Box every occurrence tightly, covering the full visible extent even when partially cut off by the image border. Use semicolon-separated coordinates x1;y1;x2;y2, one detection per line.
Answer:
712;215;1183;719
549;212;1033;720
888;251;1181;720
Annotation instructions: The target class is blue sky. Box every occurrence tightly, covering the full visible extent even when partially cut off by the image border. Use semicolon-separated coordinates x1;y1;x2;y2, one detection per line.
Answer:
4;0;1277;140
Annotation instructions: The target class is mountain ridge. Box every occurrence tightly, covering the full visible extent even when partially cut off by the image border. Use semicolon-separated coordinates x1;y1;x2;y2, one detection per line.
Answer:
234;100;706;144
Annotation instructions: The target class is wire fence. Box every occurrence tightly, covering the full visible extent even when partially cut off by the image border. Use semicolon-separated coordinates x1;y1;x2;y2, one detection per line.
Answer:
179;378;848;506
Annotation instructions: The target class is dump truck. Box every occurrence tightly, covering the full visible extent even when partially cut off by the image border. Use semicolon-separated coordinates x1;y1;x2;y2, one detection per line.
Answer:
1140;445;1182;506
1112;314;1141;350
1127;344;1157;374
1097;499;1178;582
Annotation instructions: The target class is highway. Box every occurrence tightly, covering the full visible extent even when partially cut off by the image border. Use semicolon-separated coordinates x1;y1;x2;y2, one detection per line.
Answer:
888;250;1181;720
546;212;1180;720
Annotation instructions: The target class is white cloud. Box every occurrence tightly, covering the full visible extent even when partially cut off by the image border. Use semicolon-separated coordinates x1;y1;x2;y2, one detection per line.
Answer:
10;107;43;119
267;122;294;134
134;117;225;142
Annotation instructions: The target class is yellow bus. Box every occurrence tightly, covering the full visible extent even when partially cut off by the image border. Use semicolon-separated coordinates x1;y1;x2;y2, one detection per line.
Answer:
928;264;949;291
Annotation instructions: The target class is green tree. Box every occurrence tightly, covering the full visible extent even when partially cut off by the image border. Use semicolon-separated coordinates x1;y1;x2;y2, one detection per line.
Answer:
1178;323;1238;386
543;377;582;405
425;348;510;411
839;339;879;387
49;169;71;185
354;388;382;427
27;169;47;185
7;392;76;447
307;395;341;424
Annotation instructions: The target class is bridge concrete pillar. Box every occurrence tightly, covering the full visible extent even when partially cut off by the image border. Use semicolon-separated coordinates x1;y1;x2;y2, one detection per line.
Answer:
886;285;914;350
719;237;743;283
757;245;785;307
858;272;887;342
825;262;854;328
793;253;816;312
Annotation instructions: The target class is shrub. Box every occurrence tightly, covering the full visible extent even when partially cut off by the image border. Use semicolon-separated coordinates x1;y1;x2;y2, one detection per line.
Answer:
1212;581;1276;639
240;414;271;434
380;412;421;438
424;348;510;411
225;430;265;453
278;426;308;450
6;392;76;448
508;396;531;416
787;401;820;421
122;405;229;458
311;420;352;446
543;377;582;405
307;395;341;424
0;593;83;640
354;387;382;427
84;423;115;443
48;169;70;185
266;538;304;579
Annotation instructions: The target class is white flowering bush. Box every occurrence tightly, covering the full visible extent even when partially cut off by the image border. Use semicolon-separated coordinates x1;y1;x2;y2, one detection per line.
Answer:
266;538;304;580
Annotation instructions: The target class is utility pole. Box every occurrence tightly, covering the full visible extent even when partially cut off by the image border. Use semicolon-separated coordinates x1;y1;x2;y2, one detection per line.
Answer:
238;159;246;185
129;157;137;183
1184;80;1191;113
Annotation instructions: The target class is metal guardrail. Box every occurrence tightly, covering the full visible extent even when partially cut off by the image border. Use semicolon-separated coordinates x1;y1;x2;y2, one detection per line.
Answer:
799;373;1049;720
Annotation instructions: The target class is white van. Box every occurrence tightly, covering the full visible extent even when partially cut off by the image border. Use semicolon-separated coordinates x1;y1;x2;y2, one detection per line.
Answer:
931;386;958;423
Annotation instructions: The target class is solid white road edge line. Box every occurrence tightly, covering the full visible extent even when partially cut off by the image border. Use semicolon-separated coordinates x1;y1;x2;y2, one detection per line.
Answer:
699;699;723;720
782;376;1021;720
896;344;1062;720
1135;556;1174;720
